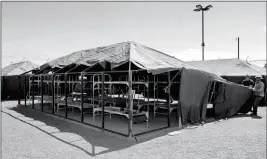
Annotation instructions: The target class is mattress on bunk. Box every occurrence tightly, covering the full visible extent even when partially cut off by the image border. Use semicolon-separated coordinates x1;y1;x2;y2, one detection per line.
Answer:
71;92;87;96
33;96;42;100
98;106;147;116
33;95;53;102
56;100;95;108
66;101;94;108
43;95;53;101
156;101;179;108
89;96;127;105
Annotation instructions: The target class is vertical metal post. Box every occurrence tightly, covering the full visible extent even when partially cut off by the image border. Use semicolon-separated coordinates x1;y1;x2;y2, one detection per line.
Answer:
147;74;150;128
202;10;205;61
41;75;44;111
167;72;171;127
128;61;133;137
177;71;180;127
81;74;84;122
18;76;21;105
52;75;55;114
32;76;35;109
101;72;105;129
237;37;240;59
24;75;27;107
65;74;68;118
153;76;156;118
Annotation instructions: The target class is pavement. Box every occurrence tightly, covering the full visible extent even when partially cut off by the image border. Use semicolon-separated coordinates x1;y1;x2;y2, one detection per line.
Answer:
1;101;266;159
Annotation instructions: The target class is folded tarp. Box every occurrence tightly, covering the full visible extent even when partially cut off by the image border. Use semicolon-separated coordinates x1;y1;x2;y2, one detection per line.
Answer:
213;82;253;119
179;68;213;124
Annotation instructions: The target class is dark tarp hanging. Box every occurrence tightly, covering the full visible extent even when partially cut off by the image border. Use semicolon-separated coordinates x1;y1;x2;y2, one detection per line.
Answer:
1;75;29;101
179;68;212;124
213;82;253;119
179;68;254;124
222;75;266;106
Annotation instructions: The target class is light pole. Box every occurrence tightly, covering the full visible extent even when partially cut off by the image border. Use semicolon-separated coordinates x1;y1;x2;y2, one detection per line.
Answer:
194;4;213;61
236;37;240;59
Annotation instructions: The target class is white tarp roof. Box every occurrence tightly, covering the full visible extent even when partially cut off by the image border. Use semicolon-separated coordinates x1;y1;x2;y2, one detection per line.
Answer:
41;41;199;74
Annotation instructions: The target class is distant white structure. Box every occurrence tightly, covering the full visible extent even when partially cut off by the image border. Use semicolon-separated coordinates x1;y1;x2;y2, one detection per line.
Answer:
1;61;39;76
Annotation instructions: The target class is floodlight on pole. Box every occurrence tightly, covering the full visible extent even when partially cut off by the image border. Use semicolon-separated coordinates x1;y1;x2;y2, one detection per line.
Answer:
194;4;213;61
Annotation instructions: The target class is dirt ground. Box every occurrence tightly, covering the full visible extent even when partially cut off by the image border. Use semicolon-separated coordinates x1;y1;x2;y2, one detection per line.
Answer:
1;101;266;159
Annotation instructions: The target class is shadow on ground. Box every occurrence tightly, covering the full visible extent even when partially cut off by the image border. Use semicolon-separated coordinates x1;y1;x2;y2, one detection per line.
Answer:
2;103;183;157
4;102;264;157
231;113;263;119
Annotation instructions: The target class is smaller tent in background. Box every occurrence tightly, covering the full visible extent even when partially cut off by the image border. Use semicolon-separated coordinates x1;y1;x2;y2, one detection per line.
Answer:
2;61;39;76
188;58;266;84
1;61;39;101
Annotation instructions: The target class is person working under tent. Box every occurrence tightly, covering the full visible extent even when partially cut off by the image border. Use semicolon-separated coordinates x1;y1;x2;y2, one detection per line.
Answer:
252;75;265;116
242;75;255;112
242;75;254;88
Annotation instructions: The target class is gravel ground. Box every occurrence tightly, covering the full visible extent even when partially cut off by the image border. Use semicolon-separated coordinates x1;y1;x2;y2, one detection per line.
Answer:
1;101;266;159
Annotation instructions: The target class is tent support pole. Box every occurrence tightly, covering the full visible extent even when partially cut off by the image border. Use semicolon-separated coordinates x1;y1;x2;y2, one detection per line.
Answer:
64;74;68;118
24;76;27;107
54;65;72;74
176;71;181;127
66;64;80;73
81;73;84;122
41;75;44;111
52;75;55;114
167;72;171;127
81;65;92;73
147;74;150;128
101;72;105;129
128;61;133;137
32;76;34;109
18;76;21;105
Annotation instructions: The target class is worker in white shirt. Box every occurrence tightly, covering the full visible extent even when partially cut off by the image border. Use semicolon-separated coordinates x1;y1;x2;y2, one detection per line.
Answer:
252;75;265;116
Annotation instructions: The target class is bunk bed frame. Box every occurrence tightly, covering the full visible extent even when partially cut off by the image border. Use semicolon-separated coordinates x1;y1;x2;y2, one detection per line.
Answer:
25;65;182;137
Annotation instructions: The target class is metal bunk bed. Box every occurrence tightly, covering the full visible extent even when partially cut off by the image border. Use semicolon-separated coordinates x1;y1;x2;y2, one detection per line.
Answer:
92;74;150;127
55;74;95;113
153;75;179;117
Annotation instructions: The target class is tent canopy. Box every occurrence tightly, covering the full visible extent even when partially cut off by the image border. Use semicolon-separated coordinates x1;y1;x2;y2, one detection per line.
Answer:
2;61;39;76
41;41;201;75
188;58;266;76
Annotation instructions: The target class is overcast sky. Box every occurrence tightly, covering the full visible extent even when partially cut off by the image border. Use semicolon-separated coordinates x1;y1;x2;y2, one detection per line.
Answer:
2;1;266;67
